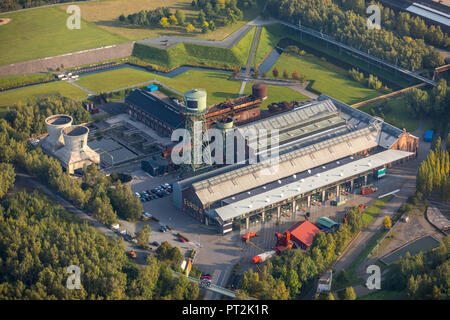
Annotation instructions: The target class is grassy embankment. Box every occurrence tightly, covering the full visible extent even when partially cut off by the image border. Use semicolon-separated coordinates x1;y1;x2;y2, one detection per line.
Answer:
0;6;127;66
131;26;256;71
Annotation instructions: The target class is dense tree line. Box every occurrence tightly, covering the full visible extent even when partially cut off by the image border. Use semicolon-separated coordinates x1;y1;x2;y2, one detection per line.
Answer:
266;0;444;70
0;0;83;13
238;206;363;299
383;235;450;299
405;79;450;122
4;95;91;139
416;138;450;202
0;163;15;199
0;96;142;225
0;191;198;299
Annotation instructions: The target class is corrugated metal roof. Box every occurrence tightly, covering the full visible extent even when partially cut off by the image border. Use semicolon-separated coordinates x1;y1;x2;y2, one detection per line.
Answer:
125;89;184;128
192;124;381;204
214;149;413;222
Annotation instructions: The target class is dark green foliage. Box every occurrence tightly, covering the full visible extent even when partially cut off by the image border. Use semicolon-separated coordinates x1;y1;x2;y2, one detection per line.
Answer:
384;235;450;299
156;241;183;267
109;172;132;183
4;95;91;139
0;191;199;299
416;138;450;202
0;163;15;198
266;0;445;70
135;225;151;249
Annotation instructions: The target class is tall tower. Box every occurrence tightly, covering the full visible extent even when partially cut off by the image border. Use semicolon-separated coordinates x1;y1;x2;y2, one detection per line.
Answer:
182;89;212;172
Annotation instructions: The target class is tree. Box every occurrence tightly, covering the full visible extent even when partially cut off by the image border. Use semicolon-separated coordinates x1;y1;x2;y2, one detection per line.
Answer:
283;69;289;79
299;74;306;84
343;286;357;300
168;14;178;26
159;17;170;28
383;216;392;230
119;14;126;22
292;71;299;80
209;20;216;31
175;10;185;26
185;23;195;32
135;225;151;249
272;67;279;78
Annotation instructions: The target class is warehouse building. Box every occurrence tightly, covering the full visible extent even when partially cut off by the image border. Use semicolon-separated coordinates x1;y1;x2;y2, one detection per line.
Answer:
173;96;418;234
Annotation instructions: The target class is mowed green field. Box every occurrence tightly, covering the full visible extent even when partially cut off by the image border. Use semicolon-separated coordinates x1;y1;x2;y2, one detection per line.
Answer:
0;7;127;66
76;67;243;105
269;53;382;105
0;81;88;108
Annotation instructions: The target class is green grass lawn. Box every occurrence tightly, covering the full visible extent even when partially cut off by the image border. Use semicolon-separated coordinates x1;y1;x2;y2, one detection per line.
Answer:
64;0;263;42
76;67;243;105
0;7;127;66
361;195;394;227
268;53;382;105
254;24;287;67
0;81;88;108
359;96;420;132
244;83;309;109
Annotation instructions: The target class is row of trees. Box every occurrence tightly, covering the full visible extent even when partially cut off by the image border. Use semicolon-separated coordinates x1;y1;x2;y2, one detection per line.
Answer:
0;190;198;299
349;68;390;92
272;67;307;83
238;205;364;299
120;8;187;28
266;0;445;70
383;235;449;299
416;137;450;202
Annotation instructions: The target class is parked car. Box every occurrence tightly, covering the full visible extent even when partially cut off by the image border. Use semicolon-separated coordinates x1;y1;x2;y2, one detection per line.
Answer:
142;212;153;221
152;241;160;247
200;274;211;280
135;192;140;197
127;250;137;259
160;227;167;232
179;237;187;243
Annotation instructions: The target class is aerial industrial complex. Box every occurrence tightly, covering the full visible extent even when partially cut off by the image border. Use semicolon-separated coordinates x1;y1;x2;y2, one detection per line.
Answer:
3;0;449;302
170;93;418;234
